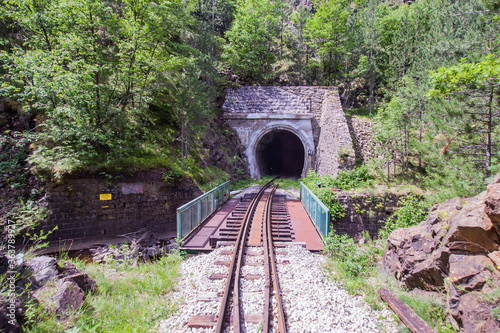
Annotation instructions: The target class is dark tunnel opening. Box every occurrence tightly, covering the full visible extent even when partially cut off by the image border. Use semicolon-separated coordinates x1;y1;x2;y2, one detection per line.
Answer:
256;130;305;178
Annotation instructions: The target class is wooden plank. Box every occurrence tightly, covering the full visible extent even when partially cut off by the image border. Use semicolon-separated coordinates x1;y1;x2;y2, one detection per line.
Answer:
245;261;263;266
243;274;263;280
209;273;226;280
188;315;217;328
197;292;221;301
378;289;435;333
214;260;230;266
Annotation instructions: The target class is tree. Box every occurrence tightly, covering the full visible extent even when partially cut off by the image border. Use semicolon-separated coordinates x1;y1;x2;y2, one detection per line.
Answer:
221;0;283;83
305;0;352;86
428;55;500;177
0;0;197;177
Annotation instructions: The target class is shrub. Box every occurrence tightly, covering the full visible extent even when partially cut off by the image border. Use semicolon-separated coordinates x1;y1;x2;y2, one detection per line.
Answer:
379;194;429;239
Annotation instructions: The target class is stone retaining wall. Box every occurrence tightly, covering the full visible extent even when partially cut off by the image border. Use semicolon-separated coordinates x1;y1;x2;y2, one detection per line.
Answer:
42;171;202;245
332;192;402;238
223;86;354;177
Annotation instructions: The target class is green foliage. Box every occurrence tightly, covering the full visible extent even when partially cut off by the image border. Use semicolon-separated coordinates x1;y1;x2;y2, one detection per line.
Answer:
162;165;184;185
0;0;216;179
492;304;500;321
428;55;500;176
303;166;373;191
231;175;274;191
6;199;48;237
399;294;456;333
323;231;383;279
379;194;429;239
221;0;284;82
314;189;346;220
23;252;182;332
278;178;300;191
335;166;373;190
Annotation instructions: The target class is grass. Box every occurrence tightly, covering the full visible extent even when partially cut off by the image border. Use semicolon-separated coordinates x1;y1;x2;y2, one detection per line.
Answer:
23;252;183;333
231;175;274;191
322;231;458;332
278;178;300;191
344;107;377;120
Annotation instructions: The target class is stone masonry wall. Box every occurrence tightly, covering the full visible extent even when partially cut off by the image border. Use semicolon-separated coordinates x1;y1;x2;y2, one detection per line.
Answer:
348;116;377;164
332;191;402;239
222;86;354;176
316;90;355;176
42;171;203;246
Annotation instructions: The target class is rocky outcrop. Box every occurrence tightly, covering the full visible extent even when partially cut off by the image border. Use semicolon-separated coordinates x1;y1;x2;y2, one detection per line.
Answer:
0;255;97;331
383;174;500;331
25;256;59;290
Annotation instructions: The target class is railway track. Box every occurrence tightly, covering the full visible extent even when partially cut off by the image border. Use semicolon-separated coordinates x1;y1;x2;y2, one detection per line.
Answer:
189;181;293;332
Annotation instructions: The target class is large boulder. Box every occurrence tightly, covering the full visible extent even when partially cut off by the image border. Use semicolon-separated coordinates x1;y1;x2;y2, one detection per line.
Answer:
62;273;97;295
485;179;500;235
383;198;464;291
0;251;9;275
24;256;58;290
52;280;85;317
383;173;500;331
442;191;500;253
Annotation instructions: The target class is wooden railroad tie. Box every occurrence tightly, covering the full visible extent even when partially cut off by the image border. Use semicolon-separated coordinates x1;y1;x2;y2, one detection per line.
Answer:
378;289;435;333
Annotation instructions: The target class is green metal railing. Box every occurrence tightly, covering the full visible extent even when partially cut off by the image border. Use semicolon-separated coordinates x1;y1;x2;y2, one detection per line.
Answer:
300;182;330;237
176;181;230;240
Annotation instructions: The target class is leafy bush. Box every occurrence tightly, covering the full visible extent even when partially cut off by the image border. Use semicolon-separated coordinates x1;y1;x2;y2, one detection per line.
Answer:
323;231;382;279
303;166;373;191
162;165;184;185
379;194;429;239
315;188;346;220
334;165;373;190
6;199;48;237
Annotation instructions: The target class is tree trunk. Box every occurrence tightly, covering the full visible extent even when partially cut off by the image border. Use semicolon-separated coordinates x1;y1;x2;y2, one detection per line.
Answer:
486;88;493;177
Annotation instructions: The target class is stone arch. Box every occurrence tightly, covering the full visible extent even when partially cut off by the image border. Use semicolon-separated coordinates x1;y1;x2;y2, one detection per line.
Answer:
247;122;314;179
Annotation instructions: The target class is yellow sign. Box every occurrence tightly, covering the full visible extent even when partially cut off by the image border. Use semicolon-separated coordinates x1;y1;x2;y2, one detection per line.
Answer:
100;193;112;201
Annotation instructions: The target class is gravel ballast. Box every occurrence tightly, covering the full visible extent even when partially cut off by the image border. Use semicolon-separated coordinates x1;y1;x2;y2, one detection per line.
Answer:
157;244;398;333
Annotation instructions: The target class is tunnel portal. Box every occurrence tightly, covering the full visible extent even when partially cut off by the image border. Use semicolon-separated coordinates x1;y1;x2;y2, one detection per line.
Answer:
256;130;305;178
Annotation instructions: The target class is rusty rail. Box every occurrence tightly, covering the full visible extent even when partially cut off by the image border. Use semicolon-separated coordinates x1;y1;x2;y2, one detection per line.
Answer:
215;181;272;333
264;184;287;332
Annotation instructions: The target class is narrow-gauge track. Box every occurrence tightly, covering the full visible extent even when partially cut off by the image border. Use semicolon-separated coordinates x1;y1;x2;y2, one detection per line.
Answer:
189;181;293;332
215;180;288;333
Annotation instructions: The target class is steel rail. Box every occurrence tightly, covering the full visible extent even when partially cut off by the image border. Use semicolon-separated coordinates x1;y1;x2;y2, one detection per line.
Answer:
262;185;274;331
265;184;287;332
215;181;273;333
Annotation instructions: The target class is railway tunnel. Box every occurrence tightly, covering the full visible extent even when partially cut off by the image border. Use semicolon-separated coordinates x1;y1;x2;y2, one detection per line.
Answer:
256;129;305;178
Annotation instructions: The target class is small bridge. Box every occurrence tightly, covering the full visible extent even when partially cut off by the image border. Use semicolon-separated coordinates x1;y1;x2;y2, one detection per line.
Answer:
222;86;354;178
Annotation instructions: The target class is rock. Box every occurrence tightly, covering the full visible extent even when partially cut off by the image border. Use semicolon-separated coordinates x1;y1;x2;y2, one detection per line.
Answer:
146;246;161;257
487;251;500;267
52;280;85;317
485;182;500;235
25;256;58;290
383;175;500;332
403;248;449;291
58;261;79;277
449;254;497;290
0;295;22;333
383;223;444;290
442;191;500;253
62;273;97;295
456;293;500;333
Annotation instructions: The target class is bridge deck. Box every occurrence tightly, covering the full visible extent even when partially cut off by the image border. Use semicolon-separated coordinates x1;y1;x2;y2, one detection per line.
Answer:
180;196;323;252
